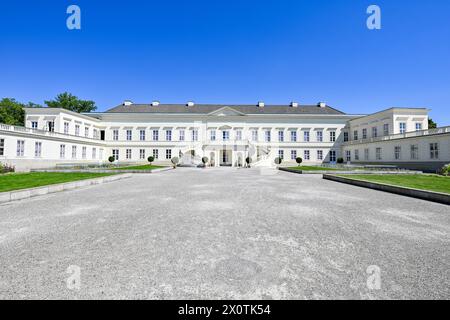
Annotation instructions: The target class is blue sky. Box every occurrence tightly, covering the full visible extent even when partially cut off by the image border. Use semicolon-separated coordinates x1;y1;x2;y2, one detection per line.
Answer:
1;0;449;124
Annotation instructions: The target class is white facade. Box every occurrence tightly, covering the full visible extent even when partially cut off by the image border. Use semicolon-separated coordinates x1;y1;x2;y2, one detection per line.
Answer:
1;103;449;172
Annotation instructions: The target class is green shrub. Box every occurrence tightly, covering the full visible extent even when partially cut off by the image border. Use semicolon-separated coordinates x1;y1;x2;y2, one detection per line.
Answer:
337;157;344;164
108;156;115;163
147;156;155;164
0;162;15;174
274;157;282;165
440;164;450;176
296;157;303;166
245;157;252;168
202;156;209;164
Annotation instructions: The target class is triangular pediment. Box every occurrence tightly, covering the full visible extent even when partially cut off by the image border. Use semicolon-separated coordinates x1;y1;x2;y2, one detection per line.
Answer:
208;107;246;117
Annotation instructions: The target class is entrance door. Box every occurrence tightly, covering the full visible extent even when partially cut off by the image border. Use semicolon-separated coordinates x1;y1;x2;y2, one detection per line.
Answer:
220;150;232;166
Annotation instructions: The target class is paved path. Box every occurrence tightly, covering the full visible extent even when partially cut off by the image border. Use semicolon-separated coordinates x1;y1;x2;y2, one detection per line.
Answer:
0;168;449;299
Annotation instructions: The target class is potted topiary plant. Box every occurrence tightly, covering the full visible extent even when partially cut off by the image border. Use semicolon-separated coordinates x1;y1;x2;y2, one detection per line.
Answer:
296;157;303;167
108;156;115;163
337;157;344;164
147;156;155;165
202;156;209;168
274;157;282;165
245;156;252;168
171;156;179;169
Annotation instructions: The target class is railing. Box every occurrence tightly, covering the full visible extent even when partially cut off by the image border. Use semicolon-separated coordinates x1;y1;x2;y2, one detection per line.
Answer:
343;126;450;146
0;123;102;142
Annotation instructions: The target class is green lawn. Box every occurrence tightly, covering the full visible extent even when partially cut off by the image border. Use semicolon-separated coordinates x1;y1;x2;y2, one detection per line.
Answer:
0;172;116;193
109;164;165;171
338;174;450;194
287;166;340;171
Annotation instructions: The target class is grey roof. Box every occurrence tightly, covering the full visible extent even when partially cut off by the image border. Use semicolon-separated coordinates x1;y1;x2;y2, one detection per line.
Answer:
104;103;346;115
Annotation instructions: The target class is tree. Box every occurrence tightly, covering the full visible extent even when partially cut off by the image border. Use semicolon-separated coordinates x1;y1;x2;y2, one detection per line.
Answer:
274;157;282;165
428;118;437;129
147;156;155;164
108;156;115;163
45;92;97;113
296;157;303;166
0;98;26;126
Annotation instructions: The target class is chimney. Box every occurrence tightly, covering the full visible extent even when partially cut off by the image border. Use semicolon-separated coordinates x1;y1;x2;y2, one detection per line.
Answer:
258;101;265;108
187;101;195;107
291;102;299;108
318;102;326;108
151;101;160;106
123;100;133;106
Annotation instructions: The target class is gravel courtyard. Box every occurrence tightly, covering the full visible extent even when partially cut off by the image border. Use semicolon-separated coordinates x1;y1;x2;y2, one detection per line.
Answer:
0;168;449;299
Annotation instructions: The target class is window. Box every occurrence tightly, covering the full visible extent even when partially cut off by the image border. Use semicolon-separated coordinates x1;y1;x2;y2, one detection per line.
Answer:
399;122;407;134
416;123;423;131
362;128;368;140
59;144;65;159
290;131;297;142
47;121;54;132
222;130;230;141
330;131;336;142
372;127;377;138
316;131;323;142
64;122;69;134
166;130;172;141
82;146;87;159
140;130;146;141
152;149;159;159
410;144;419;160
329;150;336;162
345;150;351;162
72;146;77;159
139;149;145;160
264;130;271;142
112;149;119;161
317;150;323;161
85;127;89;138
210;130;216;141
344;132;349;142
303;131;309;142
354;149;359;161
179;130;185;141
192;129;198;141
376;147;382;160
252;130;258;141
166;149;172;160
383;124;389;136
291;150;297;160
0;139;4;156
126;149;132;160
353;130;358;141
17;140;25;157
430;143;439;159
364;148;369;160
113;129;119;141
34;142;42;157
126;130;132;141
93;129;99;139
236;130;242;141
150;130;158;141
394;146;401;160
278;150;284;159
278;130;284;142
75;125;80;136
31;121;38;129
304;150;310;160
92;148;97;159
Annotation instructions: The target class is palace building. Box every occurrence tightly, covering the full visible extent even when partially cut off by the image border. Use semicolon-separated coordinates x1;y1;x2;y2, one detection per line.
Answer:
1;101;449;172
